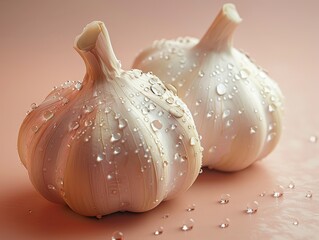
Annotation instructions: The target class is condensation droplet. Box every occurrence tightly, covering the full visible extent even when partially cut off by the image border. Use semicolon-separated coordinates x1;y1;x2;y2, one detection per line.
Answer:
240;69;250;79
148;103;156;110
113;147;121;155
151;84;166;96
268;104;276;112
169;106;184;118
111;231;124;240
118;118;127;129
246;201;259;214
31;125;39;133
216;83;227;96
96;154;104;162
250;126;257;134
47;184;56;190
181;218;194;231
305;191;313;198
189;137;196;146
272;185;284;198
43;111;54;121
267;132;276;142
222;109;230;118
153;226;164;236
198;70;205;77
207;111;214;118
219;193;230;204
259;191;266;197
69;121;80;131
74;81;82;90
227;63;234;69
84;119;93;127
84;105;94;113
111;133;122;143
288;181;295;189
219;218;230;229
166;97;175;104
30;103;38;110
292;218;299;226
151;120;163;132
186;203;196;212
309;135;318;143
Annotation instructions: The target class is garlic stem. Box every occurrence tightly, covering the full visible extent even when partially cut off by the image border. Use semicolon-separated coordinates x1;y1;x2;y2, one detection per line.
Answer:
75;21;121;80
197;3;242;52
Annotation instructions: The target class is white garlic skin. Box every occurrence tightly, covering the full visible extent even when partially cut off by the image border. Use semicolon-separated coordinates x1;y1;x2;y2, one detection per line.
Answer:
17;21;202;217
133;4;283;171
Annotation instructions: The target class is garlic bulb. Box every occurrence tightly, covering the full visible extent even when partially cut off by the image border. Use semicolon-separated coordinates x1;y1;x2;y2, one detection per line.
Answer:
133;4;283;171
17;21;202;217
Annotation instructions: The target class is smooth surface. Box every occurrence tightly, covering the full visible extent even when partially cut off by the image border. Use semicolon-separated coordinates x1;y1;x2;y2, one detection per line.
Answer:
0;0;318;239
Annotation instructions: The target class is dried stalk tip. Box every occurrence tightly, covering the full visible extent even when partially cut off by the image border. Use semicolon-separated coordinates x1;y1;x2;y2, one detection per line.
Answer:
223;3;242;24
76;21;103;51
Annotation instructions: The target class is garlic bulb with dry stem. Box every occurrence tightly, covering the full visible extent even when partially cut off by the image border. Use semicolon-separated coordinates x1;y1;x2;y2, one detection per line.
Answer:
133;4;283;171
18;21;202;217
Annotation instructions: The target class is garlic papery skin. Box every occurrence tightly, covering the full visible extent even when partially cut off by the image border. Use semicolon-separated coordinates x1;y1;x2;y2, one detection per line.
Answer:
17;21;202;217
133;4;283;171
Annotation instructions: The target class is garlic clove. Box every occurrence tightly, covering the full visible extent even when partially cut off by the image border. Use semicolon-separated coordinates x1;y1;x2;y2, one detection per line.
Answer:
133;4;284;171
18;21;202;216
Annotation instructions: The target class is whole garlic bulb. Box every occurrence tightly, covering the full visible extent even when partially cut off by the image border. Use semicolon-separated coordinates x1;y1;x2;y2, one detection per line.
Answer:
133;4;283;171
17;21;202;217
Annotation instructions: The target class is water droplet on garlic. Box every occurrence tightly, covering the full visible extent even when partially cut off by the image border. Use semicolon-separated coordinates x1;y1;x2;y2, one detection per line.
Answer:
151;120;163;132
186;203;196;212
309;135;318;143
305;191;313;198
219;218;230;229
216;83;227;96
153;226;164;236
181;218;194;231
245;201;259;214
272;185;284;198
110;133;122;143
111;231;124;240
219;193;230;204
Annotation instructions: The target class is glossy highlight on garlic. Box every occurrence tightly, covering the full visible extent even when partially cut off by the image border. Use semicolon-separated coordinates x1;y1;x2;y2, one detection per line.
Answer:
18;21;202;216
133;4;284;171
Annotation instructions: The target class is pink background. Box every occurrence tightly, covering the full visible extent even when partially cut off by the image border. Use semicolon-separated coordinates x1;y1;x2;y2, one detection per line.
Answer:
1;0;318;239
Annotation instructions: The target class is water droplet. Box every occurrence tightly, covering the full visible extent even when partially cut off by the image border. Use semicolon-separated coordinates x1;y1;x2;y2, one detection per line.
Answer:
288;181;295;189
118;118;127;129
259;191;266;197
198;70;205;77
216;83;227;96
111;133;122;143
74;81;82;90
113;147;121;155
219;193;230;204
28;209;32;214
165;83;178;95
153;226;164;236
43;111;54;121
169;106;184;118
222;109;230;118
69;121;80;131
96;154;104;162
31;125;39;133
292;218;299;226
227;63;234;69
111;231;124;240
239;69;250;79
186;203;196;212
151;120;163;132
207;111;214;118
47;184;56;190
151;84;166;96
272;185;284;198
189;137;196;146
246;201;259;214
267;132;276;142
309;135;318;143
148;103;156;110
163;161;169;167
219;218;230;229
84;119;93;127
226;119;233;127
305;191;312;198
84;105;94;113
166;97;175;104
181;218;194;231
250;126;257;134
268;104;276;112
30;103;38;110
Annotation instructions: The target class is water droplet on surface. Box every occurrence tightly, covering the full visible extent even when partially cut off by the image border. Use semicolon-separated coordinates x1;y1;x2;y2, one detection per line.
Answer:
43;111;54;121
151;120;163;132
219;193;230;204
259;192;266;197
240;69;249;79
181;218;194;231
74;81;82;90
288;181;295;189
267;132;276;142
250;126;257;134
84;105;94;113
272;185;284;198
47;184;56;190
292;218;299;226
30;103;38;110
189;137;196;146
207;111;214;118
111;133;122;143
305;191;312;198
31;125;39;133
84;119;93;127
219;218;230;229
198;70;205;77
227;63;234;69
166;97;175;104
169;106;184;118
222;109;230;118
216;83;227;96
151;84;166;96
96;154;104;162
113;147;121;155
246;201;259;214
111;231;124;240
186;203;196;212
118;119;127;129
69;121;80;131
153;226;164;236
309;135;318;143
268;104;276;112
148;103;156;110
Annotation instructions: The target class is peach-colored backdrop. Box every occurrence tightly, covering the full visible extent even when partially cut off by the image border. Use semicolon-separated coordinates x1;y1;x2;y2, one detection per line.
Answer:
0;0;318;239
